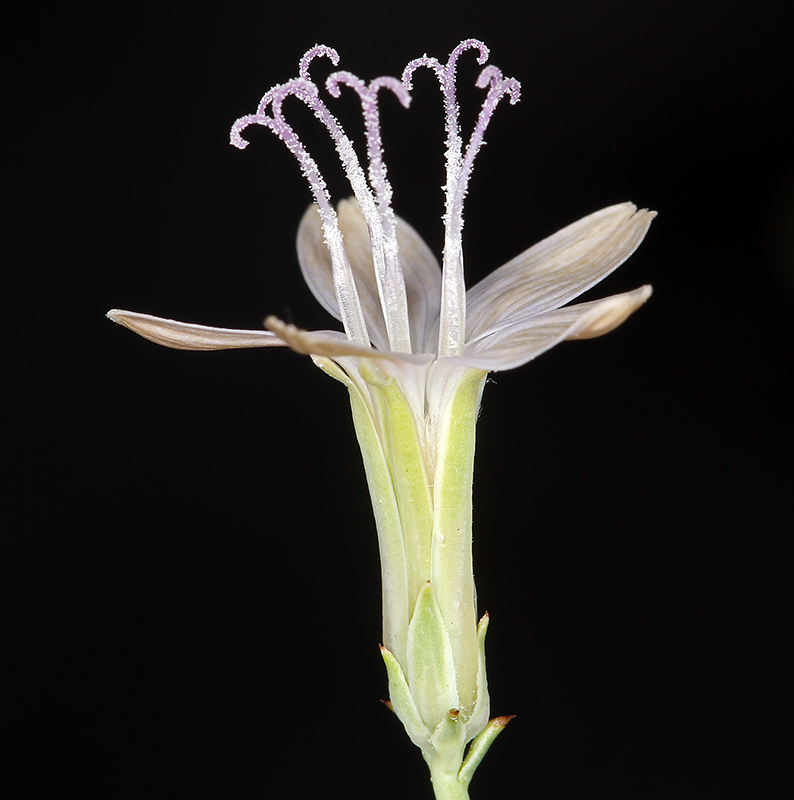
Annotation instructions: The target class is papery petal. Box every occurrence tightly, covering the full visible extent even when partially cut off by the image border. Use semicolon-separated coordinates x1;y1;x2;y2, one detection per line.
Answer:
465;203;655;340
106;310;287;350
456;285;651;371
298;201;389;351
297;200;442;352
339;199;443;352
265;316;434;364
389;211;442;353
564;284;653;340
296;204;349;330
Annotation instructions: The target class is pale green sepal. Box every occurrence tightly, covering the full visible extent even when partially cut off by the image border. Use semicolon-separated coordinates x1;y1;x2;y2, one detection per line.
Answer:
313;356;411;663
428;367;488;719
309;354;348;383
380;644;431;749
458;714;516;787
406;581;461;731
359;359;434;610
463;612;491;741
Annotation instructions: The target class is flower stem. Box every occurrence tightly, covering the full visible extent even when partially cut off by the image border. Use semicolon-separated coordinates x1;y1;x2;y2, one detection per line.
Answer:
429;768;470;800
426;739;470;800
427;713;514;800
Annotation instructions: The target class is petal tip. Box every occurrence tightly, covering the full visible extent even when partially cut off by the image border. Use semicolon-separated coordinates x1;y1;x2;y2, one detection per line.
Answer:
568;284;652;341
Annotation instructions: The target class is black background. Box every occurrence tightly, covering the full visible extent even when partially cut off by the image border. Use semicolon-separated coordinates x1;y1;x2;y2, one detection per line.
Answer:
7;1;792;798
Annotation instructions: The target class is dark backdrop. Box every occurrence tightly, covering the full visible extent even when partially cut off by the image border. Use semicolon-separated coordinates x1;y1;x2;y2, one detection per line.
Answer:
7;2;792;798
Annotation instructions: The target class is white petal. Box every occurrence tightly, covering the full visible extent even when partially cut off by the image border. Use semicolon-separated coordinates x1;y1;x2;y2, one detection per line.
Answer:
297;201;442;352
106;310;287;350
390;210;442;353
465;203;655;340
564;284;653;340
456;285;651;371
339;199;443;352
264;316;434;364
295;204;344;323
297;202;389;350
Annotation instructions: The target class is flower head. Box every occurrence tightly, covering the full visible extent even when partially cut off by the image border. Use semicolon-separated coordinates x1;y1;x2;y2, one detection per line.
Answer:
108;40;654;781
109;40;652;375
109;41;653;475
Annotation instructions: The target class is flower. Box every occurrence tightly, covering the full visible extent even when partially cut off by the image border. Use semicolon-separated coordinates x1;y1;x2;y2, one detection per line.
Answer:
108;40;654;795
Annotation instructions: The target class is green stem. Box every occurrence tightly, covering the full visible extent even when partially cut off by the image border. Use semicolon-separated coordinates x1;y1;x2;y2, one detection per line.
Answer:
430;769;470;800
427;714;515;799
427;742;470;800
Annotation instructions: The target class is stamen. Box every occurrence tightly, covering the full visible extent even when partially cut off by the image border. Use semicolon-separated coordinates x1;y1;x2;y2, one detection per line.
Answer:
403;40;489;358
326;71;413;353
298;45;340;82
457;66;521;214
231;75;370;348
403;41;520;359
230;42;521;361
232;46;417;355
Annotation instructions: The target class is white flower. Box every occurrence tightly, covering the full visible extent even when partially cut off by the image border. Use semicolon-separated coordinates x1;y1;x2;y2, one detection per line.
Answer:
110;198;652;364
108;40;654;792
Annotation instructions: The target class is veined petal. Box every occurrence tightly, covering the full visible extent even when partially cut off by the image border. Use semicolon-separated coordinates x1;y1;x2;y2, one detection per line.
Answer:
465;204;655;340
340;199;443;353
265;316;434;364
564;284;653;340
297;200;442;353
106;310;287;350
390;212;442;354
297;202;390;351
456;285;651;371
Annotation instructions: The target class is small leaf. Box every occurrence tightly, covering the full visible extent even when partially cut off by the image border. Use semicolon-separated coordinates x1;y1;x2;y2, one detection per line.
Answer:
380;645;431;749
406;581;460;730
458;714;516;787
463;612;491;741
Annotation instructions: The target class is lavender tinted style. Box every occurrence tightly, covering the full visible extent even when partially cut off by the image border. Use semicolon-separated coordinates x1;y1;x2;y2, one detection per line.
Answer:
229;40;519;362
109;40;652;369
402;42;520;358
